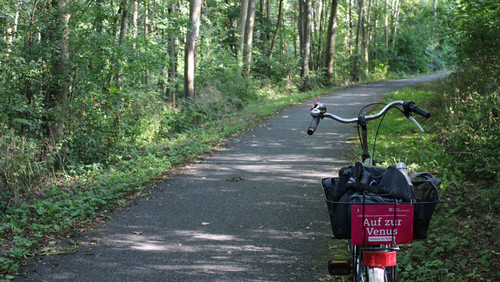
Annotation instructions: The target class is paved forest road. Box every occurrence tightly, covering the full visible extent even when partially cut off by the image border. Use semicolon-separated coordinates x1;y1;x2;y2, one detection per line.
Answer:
18;74;448;281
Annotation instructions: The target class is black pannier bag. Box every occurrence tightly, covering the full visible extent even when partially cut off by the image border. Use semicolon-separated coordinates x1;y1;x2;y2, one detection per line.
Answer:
323;163;440;240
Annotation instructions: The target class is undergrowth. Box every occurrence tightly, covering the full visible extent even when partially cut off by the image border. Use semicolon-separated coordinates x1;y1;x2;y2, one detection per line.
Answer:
361;79;499;281
0;80;332;279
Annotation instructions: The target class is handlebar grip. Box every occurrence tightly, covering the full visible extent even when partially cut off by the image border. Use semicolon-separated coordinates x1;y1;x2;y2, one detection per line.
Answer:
412;106;431;118
307;117;321;135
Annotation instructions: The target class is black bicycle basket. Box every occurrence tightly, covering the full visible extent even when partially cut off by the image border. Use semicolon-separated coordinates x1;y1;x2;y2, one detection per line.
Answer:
323;177;440;240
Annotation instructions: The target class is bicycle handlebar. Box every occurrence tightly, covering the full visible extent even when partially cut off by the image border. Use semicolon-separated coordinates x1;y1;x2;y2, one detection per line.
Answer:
307;117;321;135
404;101;431;118
307;100;430;135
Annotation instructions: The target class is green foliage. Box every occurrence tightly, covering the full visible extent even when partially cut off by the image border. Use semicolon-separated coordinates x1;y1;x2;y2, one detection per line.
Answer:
454;0;500;89
368;81;499;281
387;0;457;74
0;0;492;279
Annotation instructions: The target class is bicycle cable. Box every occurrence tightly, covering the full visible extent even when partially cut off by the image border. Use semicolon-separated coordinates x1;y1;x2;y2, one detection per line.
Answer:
356;103;387;162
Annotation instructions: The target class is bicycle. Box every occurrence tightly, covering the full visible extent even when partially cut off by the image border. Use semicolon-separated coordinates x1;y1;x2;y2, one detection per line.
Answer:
307;101;440;281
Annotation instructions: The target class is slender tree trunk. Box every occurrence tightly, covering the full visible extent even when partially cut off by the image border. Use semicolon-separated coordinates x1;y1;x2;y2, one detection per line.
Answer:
348;0;353;55
144;3;150;85
238;0;249;68
434;0;438;22
259;0;269;52
184;0;201;98
5;0;20;53
167;3;179;105
48;0;70;144
353;0;366;81
300;0;312;82
114;0;128;135
118;1;128;46
13;1;20;43
384;0;389;58
314;0;324;72
363;0;371;76
116;0;128;87
298;0;304;58
391;0;400;49
373;0;379;62
243;0;257;76
269;0;283;59
325;0;339;84
132;0;138;49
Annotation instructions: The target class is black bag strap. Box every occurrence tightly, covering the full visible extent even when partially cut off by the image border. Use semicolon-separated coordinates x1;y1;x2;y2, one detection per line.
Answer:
410;172;442;187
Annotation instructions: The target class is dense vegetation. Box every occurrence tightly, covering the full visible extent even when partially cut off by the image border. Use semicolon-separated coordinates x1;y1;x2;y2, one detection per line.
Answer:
0;0;498;279
357;79;498;281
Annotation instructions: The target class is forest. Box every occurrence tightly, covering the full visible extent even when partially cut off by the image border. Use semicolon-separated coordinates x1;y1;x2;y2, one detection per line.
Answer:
0;0;498;279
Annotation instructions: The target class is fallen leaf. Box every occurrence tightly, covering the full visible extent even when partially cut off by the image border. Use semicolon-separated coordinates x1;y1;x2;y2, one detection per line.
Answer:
202;222;210;226
226;176;244;182
134;231;143;235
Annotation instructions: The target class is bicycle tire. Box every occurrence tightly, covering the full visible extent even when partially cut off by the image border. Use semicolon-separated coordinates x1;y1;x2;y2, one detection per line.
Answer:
350;245;398;282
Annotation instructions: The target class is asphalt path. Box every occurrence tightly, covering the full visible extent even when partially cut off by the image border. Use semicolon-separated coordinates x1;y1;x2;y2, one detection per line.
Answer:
18;73;448;281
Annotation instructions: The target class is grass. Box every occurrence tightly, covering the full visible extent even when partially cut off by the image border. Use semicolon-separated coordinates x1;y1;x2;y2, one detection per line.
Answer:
336;80;499;281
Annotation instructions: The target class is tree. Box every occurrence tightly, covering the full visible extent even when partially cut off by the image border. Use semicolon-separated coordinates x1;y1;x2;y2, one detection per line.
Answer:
167;2;179;105
391;0;401;49
268;0;283;59
384;0;389;58
111;0;129;135
352;0;366;81
243;0;257;76
47;0;70;144
238;0;249;67
184;0;202;98
325;0;339;84
300;0;312;85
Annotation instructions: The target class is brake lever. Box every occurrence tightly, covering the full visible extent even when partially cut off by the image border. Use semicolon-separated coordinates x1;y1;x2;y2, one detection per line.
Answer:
408;116;425;133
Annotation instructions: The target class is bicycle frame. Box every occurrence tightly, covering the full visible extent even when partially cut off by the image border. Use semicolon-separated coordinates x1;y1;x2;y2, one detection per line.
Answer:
309;100;432;281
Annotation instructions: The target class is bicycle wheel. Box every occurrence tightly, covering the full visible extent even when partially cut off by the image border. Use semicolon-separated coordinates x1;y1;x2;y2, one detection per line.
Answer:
350;246;398;282
350;244;363;282
365;265;397;282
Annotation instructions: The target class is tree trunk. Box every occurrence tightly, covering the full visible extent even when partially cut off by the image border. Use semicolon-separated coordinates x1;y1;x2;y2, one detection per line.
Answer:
114;0;128;135
391;0;400;49
132;0;138;49
300;0;312;82
238;0;249;68
259;0;269;52
298;0;304;58
363;0;371;76
384;0;389;58
325;0;339;84
48;0;70;144
269;0;283;59
348;0;353;56
184;0;201;98
434;0;438;22
167;3;179;105
353;0;366;81
243;0;256;76
144;2;150;85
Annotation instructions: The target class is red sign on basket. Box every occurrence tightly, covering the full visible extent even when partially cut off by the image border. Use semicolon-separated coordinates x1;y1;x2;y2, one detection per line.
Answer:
351;204;414;245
